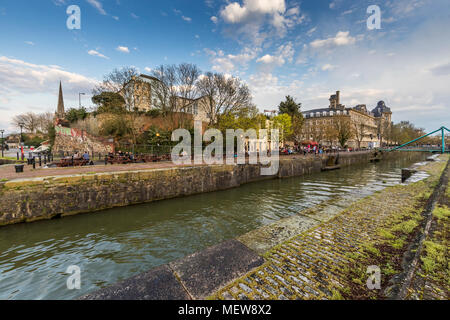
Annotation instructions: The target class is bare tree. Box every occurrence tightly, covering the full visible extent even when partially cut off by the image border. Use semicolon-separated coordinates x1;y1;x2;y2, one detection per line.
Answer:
151;63;202;128
353;122;366;149
37;112;54;134
11;112;39;133
151;65;177;115
197;72;252;126
333;116;354;148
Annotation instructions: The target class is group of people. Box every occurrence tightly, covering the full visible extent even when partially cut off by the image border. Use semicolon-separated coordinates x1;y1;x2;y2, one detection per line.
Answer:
108;151;135;161
73;151;90;161
280;145;342;156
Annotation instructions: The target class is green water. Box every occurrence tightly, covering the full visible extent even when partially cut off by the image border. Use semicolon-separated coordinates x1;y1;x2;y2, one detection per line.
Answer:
0;156;425;300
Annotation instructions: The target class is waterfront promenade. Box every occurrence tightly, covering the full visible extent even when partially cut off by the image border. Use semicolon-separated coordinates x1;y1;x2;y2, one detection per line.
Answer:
0;152;369;181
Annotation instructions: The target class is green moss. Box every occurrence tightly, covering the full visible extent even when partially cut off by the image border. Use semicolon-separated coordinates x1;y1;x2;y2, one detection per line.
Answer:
378;229;395;240
421;240;446;274
362;243;381;257
383;263;397;276
331;289;344;300
391;219;419;234
391;237;406;250
433;206;449;221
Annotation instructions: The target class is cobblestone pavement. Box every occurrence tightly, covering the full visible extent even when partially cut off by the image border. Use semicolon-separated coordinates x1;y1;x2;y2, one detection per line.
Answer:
214;162;444;300
406;163;449;300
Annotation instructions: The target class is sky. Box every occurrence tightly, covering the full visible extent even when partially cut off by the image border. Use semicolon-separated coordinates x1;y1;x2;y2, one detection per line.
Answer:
0;0;449;134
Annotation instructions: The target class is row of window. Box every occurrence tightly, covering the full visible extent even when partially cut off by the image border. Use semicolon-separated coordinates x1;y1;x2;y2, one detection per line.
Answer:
304;110;350;118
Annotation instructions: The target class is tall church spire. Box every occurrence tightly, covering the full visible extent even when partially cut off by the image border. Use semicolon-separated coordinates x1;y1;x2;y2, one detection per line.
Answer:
56;81;65;119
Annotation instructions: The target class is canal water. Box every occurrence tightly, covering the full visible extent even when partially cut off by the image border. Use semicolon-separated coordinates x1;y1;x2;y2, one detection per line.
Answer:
0;155;426;300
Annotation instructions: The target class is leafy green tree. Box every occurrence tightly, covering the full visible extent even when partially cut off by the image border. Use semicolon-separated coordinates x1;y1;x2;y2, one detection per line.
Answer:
66;107;88;123
278;96;304;143
92;92;126;114
99;115;128;138
278;96;302;117
272;114;293;143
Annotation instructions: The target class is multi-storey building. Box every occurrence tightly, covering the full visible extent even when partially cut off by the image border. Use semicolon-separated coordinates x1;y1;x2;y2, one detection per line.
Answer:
301;91;392;148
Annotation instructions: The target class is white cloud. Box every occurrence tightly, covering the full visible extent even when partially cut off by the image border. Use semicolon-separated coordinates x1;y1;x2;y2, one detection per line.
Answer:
205;47;259;73
321;64;336;71
219;0;305;41
430;63;450;76
306;27;317;36
211;16;218;24
0;56;98;131
144;67;152;73
310;31;356;49
257;54;282;65
87;50;109;59
329;1;336;9
86;0;106;15
52;0;67;6
25;41;35;46
131;13;139;19
182;16;192;22
116;46;130;53
112;16;119;21
342;9;353;15
256;42;294;69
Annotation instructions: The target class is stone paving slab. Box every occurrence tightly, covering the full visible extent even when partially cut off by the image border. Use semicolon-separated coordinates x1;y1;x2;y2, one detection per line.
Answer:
80;265;190;300
170;239;264;300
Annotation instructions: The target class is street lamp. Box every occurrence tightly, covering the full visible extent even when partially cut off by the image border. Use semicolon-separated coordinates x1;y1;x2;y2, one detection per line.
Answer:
18;122;24;159
79;92;86;108
19;123;24;145
0;129;4;158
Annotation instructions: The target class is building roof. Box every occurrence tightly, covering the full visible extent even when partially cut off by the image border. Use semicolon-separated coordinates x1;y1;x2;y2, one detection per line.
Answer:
371;101;392;117
139;74;161;82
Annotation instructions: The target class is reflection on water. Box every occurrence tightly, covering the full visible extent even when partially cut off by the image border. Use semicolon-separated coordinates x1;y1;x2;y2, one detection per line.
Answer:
0;156;426;299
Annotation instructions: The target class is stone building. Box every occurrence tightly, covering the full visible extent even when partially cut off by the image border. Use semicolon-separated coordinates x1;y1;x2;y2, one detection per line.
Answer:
121;74;213;124
301;91;392;148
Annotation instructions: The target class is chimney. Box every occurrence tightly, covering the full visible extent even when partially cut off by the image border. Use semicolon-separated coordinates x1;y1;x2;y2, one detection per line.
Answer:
336;91;340;106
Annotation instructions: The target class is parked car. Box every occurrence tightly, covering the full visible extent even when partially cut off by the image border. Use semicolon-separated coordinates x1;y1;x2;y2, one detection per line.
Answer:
34;145;50;154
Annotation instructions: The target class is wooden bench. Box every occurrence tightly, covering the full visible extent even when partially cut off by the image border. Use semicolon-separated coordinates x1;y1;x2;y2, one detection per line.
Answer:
56;157;89;167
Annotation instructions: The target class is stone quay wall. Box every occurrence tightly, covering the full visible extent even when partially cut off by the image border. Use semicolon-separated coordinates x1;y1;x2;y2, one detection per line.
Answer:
0;151;425;227
0;159;19;166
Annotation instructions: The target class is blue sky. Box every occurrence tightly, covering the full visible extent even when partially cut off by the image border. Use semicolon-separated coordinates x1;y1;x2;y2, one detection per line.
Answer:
0;0;449;133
